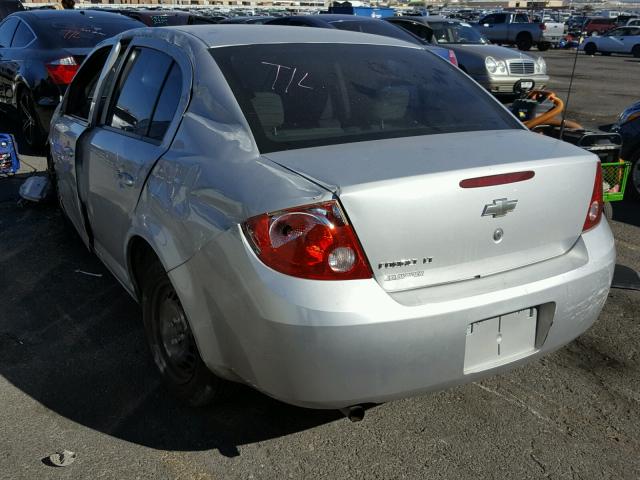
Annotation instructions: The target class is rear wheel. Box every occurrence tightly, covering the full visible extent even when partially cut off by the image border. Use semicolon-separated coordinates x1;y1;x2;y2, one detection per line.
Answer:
537;42;551;51
584;42;597;55
18;88;45;150
142;260;223;406
603;201;613;220
632;45;640;58
516;33;533;51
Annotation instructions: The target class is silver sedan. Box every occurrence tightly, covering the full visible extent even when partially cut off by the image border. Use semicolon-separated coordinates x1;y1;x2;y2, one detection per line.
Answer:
49;26;614;410
388;17;549;95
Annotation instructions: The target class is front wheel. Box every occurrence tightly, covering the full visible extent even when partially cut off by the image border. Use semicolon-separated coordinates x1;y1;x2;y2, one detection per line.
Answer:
632;45;640;58
142;260;223;406
537;42;551;51
584;42;597;56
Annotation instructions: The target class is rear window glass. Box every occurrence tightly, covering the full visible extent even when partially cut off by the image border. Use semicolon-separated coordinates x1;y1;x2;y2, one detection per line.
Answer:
329;20;422;45
39;16;142;48
210;43;520;153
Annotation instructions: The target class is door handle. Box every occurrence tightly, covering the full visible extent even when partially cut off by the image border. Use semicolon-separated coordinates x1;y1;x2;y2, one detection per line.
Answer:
116;169;135;187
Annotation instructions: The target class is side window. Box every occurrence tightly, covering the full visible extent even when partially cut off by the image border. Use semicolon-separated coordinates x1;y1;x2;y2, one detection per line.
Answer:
66;46;112;121
396;21;432;42
481;15;495;24
147;62;182;141
514;14;528;23
10;21;34;48
494;14;507;24
107;47;173;138
0;17;19;48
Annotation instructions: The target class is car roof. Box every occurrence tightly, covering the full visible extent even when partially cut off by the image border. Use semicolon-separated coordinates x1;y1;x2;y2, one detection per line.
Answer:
171;24;421;49
310;14;386;22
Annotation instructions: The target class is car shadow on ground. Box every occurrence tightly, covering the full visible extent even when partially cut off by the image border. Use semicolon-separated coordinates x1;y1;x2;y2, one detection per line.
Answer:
0;176;343;457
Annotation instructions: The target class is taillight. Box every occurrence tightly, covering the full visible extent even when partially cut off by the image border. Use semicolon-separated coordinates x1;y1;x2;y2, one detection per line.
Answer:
539;23;547;30
448;49;458;67
583;163;603;232
46;56;79;85
242;200;372;280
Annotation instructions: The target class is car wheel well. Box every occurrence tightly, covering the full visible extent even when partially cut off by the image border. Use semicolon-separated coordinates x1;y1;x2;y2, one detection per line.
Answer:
129;236;162;301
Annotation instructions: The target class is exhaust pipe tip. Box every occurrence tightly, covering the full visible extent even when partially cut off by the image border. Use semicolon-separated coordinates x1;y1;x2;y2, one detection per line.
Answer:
340;405;365;422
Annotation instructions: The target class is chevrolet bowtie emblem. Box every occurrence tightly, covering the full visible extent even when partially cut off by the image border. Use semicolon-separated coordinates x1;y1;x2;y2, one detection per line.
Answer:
482;198;518;218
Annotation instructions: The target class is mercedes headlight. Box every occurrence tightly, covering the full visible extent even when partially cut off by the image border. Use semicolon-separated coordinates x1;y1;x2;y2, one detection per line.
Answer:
534;56;547;74
485;56;507;75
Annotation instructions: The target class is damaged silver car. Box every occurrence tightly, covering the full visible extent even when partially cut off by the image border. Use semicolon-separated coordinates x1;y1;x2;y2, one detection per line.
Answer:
49;26;615;411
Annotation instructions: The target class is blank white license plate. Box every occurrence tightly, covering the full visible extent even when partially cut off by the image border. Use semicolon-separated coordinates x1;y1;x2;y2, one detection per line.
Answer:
464;308;537;374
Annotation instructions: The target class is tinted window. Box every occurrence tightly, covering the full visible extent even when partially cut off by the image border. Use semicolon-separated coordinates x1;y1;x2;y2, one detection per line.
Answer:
0;17;18;47
514;14;529;23
430;22;486;44
148;62;182;141
66;46;112;120
211;44;520;154
37;15;143;48
107;47;173;137
10;20;33;47
330;20;422;45
390;20;433;43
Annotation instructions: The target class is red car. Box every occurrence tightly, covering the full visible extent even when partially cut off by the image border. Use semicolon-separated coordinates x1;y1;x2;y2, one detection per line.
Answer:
583;17;617;36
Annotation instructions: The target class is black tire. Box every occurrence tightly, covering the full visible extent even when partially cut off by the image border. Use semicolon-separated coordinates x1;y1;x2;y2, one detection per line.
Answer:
537;42;551;51
142;260;222;406
17;88;45;150
516;33;532;51
584;42;597;55
628;150;640;201
632;45;640;58
603;201;613;220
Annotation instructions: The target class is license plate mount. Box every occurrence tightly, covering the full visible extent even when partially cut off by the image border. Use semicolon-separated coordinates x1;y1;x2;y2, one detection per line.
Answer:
464;308;537;374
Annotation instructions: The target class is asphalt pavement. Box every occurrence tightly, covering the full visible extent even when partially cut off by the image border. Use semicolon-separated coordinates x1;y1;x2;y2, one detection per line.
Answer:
0;49;639;480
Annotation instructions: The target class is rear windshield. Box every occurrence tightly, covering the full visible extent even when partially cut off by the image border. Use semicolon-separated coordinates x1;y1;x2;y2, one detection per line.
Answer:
37;15;142;48
328;20;423;45
210;43;520;153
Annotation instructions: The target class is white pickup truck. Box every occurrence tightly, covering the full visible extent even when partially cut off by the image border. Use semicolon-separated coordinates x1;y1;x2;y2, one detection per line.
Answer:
474;12;565;51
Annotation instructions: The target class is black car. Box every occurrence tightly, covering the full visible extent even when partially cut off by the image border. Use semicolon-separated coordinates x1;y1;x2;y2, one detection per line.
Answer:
264;15;457;64
219;15;276;24
0;10;143;148
103;9;218;27
0;0;23;21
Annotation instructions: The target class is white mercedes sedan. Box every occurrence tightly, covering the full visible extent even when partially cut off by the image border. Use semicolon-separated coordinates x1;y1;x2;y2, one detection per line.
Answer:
48;25;615;412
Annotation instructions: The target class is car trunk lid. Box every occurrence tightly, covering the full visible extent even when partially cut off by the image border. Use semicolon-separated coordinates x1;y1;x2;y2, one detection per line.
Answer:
264;129;597;291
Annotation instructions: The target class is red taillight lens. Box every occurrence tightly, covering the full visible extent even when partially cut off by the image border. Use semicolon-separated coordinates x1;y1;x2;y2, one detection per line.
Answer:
448;49;458;67
539;23;547;30
242;200;372;280
46;57;79;85
583;163;604;232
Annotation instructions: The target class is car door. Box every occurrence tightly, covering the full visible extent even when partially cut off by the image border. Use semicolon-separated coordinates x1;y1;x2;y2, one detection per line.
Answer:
601;27;627;52
50;42;123;247
0;16;18;104
621;27;640;52
80;37;191;283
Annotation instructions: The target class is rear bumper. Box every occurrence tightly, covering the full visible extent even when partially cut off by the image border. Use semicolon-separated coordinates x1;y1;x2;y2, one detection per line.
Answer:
171;219;615;409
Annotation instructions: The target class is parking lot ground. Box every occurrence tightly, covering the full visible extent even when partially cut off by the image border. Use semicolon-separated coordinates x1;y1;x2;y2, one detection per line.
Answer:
0;50;639;480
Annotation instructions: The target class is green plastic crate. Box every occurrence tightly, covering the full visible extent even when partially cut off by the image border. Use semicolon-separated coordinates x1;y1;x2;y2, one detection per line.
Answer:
602;161;631;202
